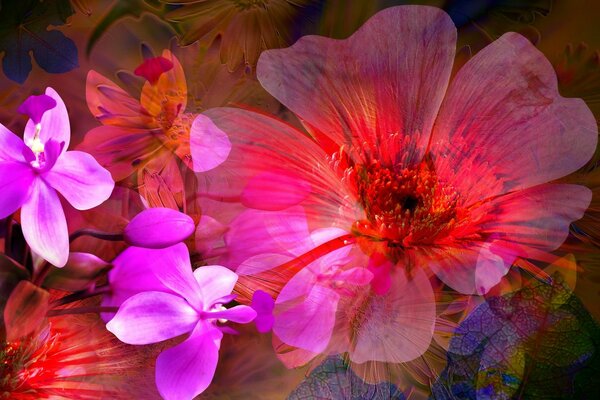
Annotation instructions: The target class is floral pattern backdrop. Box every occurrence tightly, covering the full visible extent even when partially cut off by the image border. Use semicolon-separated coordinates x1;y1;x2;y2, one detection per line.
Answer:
1;0;600;399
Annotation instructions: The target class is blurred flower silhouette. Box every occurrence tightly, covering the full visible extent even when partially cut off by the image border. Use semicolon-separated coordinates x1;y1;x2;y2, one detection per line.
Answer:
83;49;231;210
162;0;321;71
193;5;596;369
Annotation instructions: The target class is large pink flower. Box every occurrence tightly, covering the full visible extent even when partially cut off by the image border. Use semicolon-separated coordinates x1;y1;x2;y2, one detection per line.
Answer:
194;5;597;364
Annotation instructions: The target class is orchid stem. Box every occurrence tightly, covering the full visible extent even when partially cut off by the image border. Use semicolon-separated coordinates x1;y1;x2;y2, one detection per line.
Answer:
52;285;112;307
47;306;119;317
3;214;13;253
32;261;51;286
70;229;124;243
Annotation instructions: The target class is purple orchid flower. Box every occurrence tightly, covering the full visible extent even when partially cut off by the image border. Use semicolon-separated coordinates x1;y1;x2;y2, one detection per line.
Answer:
106;243;256;400
0;88;114;267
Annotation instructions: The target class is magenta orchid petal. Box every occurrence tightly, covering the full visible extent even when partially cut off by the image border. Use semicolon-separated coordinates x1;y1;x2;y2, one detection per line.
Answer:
192;265;238;307
106;291;199;345
209;305;256;324
190;114;232;172
241;170;312;211
274;285;339;354
155;321;223;400
124;207;195;249
0;123;26;161
24;87;70;151
147;243;204;308
17;94;57;124
349;268;435;363
102;246;177;320
257;6;456;167
43;150;114;209
251;290;275;333
21;180;69;267
38;140;65;172
430;32;598;205
0;160;35;219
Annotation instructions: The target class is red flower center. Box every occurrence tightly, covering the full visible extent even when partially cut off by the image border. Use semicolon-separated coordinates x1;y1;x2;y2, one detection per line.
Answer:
350;159;467;259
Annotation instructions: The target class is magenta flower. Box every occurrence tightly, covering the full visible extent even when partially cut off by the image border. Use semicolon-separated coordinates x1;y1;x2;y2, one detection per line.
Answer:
0;88;114;267
106;243;257;400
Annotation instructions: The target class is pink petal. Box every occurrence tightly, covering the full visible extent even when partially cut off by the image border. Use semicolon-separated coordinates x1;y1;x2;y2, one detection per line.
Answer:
155;321;222;400
257;6;456;166
430;33;597;205
223;209;295;269
21;180;69;267
86;70;154;129
349;268;435;363
336;267;373;286
196;107;358;231
77;125;161;181
276;267;315;304
38;140;64;172
146;243;204;308
193;265;238;307
190;114;232;172
106;291;198;345
195;215;227;257
209;305;256;323
367;258;393;295
124;207;195;249
43;150;114;210
241;170;312;211
432;183;593;294
273;285;339;353
24;87;70;152
236;253;292;276
476;183;592;251
0;160;35;218
0;122;26;161
102;246;177;320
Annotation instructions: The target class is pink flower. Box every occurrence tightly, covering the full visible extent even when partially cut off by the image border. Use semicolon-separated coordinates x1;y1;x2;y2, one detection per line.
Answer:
106;243;256;400
0;88;114;267
194;5;597;364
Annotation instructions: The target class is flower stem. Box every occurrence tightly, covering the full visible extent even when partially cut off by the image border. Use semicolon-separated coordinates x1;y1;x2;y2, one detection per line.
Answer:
3;214;13;253
47;306;119;317
70;229;123;243
32;261;51;286
52;285;112;307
